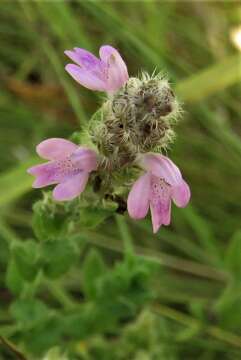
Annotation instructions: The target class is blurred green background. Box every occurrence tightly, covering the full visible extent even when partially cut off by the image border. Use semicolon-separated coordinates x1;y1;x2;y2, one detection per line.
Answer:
0;1;241;359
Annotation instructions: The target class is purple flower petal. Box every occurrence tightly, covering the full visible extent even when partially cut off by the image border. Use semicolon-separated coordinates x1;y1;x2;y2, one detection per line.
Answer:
65;64;106;91
28;162;60;188
172;180;191;207
139;154;182;187
71;147;98;172
53;172;89;201
65;48;100;69
99;45;129;92
65;45;128;93
36;138;78;160
65;48;105;81
150;200;171;233
127;172;151;219
150;175;172;233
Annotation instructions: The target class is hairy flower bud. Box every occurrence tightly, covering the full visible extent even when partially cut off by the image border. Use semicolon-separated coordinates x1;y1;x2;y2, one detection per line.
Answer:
90;73;181;171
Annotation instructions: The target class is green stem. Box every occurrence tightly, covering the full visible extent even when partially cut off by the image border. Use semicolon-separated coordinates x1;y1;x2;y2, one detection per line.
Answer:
0;336;28;360
87;232;228;282
153;303;241;349
0;219;19;245
44;280;76;310
20;271;43;300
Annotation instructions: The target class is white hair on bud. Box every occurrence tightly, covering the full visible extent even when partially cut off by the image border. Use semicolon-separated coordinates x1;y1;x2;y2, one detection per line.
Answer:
89;72;181;174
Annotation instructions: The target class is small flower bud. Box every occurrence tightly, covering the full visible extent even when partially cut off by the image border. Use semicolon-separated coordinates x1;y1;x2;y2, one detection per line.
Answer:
90;72;180;171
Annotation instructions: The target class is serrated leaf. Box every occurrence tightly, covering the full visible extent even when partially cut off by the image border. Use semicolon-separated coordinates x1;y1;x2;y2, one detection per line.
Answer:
40;239;78;279
33;201;68;241
82;249;107;299
5;258;25;295
93;256;156;320
78;207;113;229
22;315;63;354
12;240;40;282
63;309;92;339
10;299;49;329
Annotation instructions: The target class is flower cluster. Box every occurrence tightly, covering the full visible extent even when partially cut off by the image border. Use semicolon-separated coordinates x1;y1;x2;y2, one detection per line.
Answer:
28;45;190;233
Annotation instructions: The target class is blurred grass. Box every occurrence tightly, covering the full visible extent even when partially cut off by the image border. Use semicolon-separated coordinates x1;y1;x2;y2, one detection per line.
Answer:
0;0;241;358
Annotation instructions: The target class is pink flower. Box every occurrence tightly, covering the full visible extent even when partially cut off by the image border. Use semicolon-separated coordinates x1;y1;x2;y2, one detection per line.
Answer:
27;138;98;201
64;45;129;94
127;154;191;233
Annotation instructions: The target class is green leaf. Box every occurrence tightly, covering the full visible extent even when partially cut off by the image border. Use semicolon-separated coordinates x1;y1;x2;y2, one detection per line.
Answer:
93;256;156;320
78;206;113;229
62;307;93;339
22;315;63;354
33;200;68;241
5;258;25;295
82;249;107;299
40;239;78;279
42;347;68;360
10;298;49;329
12;240;40;282
63;303;115;338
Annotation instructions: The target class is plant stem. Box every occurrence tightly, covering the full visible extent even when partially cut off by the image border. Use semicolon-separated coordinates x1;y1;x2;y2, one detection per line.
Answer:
87;232;228;282
0;336;28;360
44;280;76;310
153;303;241;349
0;219;19;245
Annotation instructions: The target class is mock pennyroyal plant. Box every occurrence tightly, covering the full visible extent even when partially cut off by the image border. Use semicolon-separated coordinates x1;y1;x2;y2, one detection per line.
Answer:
127;154;190;233
28;44;190;233
28;138;97;201
65;45;129;94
